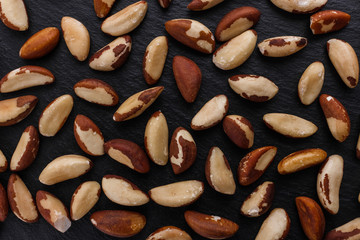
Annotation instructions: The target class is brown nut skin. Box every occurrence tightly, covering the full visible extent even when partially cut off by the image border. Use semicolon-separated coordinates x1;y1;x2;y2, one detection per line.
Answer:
19;27;60;59
255;208;291;240
270;0;327;14
310;10;351;35
223;115;254;149
90;210;146;238
296;196;325;240
0;0;28;31
187;0;223;11
0;150;7;172
158;0;171;8
147;226;192;240
0;183;8;222
93;0;116;18
324;218;360;240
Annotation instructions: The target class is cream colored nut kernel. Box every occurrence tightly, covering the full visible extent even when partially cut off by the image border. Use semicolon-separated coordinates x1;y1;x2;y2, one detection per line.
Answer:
187;0;224;11
223;115;254;149
325;218;360;239
94;0;116;18
255;208;291;240
270;0;327;14
258;36;307;57
0;0;28;31
298;61;325;105
147;226;192;240
0;150;7;172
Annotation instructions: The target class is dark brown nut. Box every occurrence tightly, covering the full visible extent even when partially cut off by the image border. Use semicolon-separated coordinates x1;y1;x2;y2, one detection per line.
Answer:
255;208;291;240
187;0;223;11
298;61;325;105
146;226;192;240
324;218;360;240
310;10;351;35
93;0;116;18
223;115;254;149
0;183;8;222
270;0;327;14
0;0;28;31
0;150;7;172
258;36;307;57
357;133;360;160
158;0;171;8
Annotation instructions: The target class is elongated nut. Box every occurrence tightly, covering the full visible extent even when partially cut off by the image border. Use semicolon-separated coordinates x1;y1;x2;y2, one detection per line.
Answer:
0;0;28;31
311;10;351;35
149;180;203;207
205;147;236;195
270;0;327;14
39;155;93;185
278;148;327;174
187;0;223;11
0;150;7;172
39;94;73;137
7;174;38;223
223;115;254;149
93;0;115;18
317;155;343;214
0;183;8;222
0;95;38;126
324;218;360;240
10;125;39;171
258;36;307;57
213;30;257;70
70;181;101;221
147;226;192;240
298;61;325;105
255;208;291;240
144;111;169;166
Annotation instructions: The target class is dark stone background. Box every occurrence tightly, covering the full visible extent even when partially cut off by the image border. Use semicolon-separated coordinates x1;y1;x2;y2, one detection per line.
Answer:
0;0;360;239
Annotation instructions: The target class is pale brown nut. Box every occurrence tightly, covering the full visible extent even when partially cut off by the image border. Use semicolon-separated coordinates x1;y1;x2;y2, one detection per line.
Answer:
158;0;171;8
61;16;90;61
327;39;359;88
240;181;275;217
263;113;318;138
73;78;119;106
70;181;101;221
149;180;204;207
143;36;168;85
298;61;325;105
144;111;169;166
165;19;215;54
147;226;192;240
324;218;360;240
319;94;350;142
184;210;239;239
89;35;131;71
173;56;202;103
238;146;277;186
39;155;93;185
10;125;39;171
0;65;54;93
317;155;343;214
0;150;7;172
102;175;149;206
104;139;150;173
36;191;71;233
258;36;307;57
7;174;38;223
0;95;38;127
74;114;104;156
255;208;291;240
228;74;278;102
94;0;116;18
278;148;327;175
213;30;257;70
187;0;223;11
296;196;325;240
19;27;60;59
169;127;197;174
223;115;254;149
205;147;236;195
90;210;146;238
38;94;73;137
310;10;351;35
0;183;8;222
270;0;327;14
357;133;360;160
113;86;164;121
0;0;28;31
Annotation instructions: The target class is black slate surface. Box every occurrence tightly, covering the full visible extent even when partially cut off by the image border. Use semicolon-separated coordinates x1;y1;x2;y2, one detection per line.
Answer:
0;0;360;239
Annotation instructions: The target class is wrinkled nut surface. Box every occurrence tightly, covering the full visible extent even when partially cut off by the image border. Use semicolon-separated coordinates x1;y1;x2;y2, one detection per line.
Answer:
191;95;229;130
296;196;325;240
143;36;168;85
165;19;215;54
223;115;254;149
184;210;239;239
158;0;171;8
36;191;71;233
89;35;132;71
205;147;236;195
39;94;73;137
169;127;197;174
74;78;119;106
144;111;169;166
74;114;104;156
101;1;148;36
215;6;260;42
317;155;343;215
39;154;93;185
93;0;115;18
228;75;278;102
0;0;28;31
311;10;351;35
240;181;275;217
0;95;38;127
238;146;277;186
102;175;149;206
0;183;8;222
61;16;90;61
255;208;291;240
70;181;101;221
91;210;146;238
113;86;164;121
149;180;204;207
104;139;150;173
7;174;38;223
187;0;223;11
173;56;202;103
147;226;192;240
0;65;54;93
319;94;350;142
213;30;257;70
327;39;359;88
298;61;325;105
258;36;307;57
0;150;7;172
270;0;327;14
19;27;60;59
324;218;360;240
10;125;39;171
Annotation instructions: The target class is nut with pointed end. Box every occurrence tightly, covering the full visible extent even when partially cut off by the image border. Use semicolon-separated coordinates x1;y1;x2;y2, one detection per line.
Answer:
0;183;8;222
298;62;325;105
0;0;28;31
270;0;327;14
93;0;116;18
0;150;7;172
324;218;360;240
258;36;307;57
223;115;254;149
311;10;351;35
147;226;192;240
187;0;223;11
255;208;291;240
